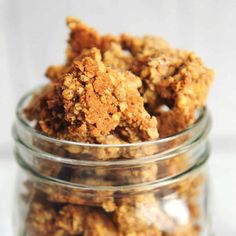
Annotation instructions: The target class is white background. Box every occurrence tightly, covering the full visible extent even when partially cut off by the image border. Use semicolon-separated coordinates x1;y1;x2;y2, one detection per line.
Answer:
0;0;235;235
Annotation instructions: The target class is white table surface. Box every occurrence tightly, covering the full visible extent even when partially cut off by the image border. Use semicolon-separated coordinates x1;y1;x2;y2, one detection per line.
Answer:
0;135;235;236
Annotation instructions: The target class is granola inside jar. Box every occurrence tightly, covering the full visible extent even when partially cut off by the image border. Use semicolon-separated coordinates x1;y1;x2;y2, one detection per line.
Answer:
13;92;211;236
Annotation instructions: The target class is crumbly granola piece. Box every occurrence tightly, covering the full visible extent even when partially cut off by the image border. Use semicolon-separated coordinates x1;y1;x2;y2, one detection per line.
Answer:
155;53;214;137
115;190;202;236
156;109;194;138
27;50;158;146
26;199;58;236
130;48;214;137
84;210;118;236
55;205;87;235
61;47;158;143
27;191;115;235
131;49;187;107
26;183;202;236
114;194;165;235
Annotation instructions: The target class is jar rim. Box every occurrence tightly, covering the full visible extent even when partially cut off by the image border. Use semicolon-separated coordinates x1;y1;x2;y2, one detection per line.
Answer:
15;143;209;191
14;86;211;167
15;85;209;148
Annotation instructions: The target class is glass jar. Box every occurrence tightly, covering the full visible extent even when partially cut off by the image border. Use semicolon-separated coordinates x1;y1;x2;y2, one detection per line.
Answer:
13;88;212;236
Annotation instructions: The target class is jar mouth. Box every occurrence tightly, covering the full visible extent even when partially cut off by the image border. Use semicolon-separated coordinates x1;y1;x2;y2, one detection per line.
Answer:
15;85;210;148
13;85;211;166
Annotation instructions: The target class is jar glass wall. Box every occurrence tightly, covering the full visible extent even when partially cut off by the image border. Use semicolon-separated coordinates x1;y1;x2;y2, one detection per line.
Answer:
13;89;211;236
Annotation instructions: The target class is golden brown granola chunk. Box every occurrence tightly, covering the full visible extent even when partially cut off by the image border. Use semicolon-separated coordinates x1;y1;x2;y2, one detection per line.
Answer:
155;53;214;137
114;194;164;235
61;47;158;142
26;49;158;145
84;210;118;236
27;200;57;236
130;49;214;137
55;205;87;235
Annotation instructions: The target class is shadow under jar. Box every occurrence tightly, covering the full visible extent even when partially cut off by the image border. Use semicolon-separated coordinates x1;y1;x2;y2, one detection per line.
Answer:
13;89;212;236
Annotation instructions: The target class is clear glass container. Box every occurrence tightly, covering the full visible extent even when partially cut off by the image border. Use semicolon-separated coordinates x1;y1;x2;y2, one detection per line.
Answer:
13;88;212;236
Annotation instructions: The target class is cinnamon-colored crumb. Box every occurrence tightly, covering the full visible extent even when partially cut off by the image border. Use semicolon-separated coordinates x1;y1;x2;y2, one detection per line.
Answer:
62;48;158;142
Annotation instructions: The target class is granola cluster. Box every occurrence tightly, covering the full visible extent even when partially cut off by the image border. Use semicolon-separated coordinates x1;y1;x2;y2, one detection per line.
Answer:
26;16;213;142
22;17;214;236
25;173;202;236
